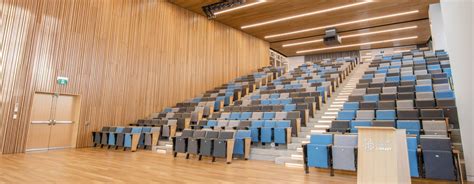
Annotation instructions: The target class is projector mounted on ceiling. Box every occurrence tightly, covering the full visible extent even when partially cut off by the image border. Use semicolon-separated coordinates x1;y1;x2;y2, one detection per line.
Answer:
323;28;342;46
202;0;246;19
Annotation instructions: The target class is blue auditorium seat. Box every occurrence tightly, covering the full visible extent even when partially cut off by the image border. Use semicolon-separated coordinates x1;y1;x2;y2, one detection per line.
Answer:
428;65;441;71
192;98;202;103
261;99;271;105
350;120;372;133
270;99;281;105
363;94;379;102
397;120;421;138
240;112;252;120
401;75;416;81
203;120;217;129
416;85;433;92
281;98;292;104
336;110;356;120
362;74;373;79
376;110;396;120
343;102;359;110
261;120;275;143
443;68;452;77
376;69;388;73
307;134;333;168
407;137;420;177
274;120;291;144
233;130;251;156
435;91;455;99
386;76;400;82
250;120;264;142
263;112;275;120
414;58;426;65
229;112;241;120
124;127;143;150
251;95;261;100
108;127;124;146
284;104;296;112
270;93;280;99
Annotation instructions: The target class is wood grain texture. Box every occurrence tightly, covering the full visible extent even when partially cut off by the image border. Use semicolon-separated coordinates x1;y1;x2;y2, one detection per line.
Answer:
272;20;431;56
0;0;269;154
170;0;438;56
0;148;460;183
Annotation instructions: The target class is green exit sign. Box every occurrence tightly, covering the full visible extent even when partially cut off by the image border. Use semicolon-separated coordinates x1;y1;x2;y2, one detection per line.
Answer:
57;76;69;85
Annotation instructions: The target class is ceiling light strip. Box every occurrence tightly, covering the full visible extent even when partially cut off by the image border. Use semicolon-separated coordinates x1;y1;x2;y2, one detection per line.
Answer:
282;39;324;47
341;25;418;38
214;0;266;15
296;36;418;54
241;1;370;29
394;49;411;53
282;25;418;47
265;10;420;39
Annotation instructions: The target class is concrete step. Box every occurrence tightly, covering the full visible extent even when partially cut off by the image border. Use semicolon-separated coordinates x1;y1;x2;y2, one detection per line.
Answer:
275;156;304;165
287;143;302;150
250;153;278;161
292;137;309;143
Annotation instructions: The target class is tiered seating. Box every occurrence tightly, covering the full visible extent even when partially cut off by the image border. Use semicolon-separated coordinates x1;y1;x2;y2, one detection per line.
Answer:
303;50;462;181
224;57;358;146
92;126;161;152
172;129;251;164
92;66;284;156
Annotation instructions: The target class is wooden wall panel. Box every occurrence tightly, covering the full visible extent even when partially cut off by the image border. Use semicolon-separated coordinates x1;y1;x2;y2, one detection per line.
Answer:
0;0;269;153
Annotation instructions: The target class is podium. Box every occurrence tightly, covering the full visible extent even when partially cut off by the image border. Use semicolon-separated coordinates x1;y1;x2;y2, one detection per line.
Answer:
357;127;410;184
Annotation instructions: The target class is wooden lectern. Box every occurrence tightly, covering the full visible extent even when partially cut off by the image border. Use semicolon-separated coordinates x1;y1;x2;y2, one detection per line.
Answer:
357;127;410;184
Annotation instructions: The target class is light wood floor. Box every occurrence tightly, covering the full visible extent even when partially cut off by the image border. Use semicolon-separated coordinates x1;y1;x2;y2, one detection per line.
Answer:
0;148;462;183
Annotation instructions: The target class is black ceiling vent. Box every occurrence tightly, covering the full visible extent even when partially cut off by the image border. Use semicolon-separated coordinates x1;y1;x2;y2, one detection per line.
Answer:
202;0;246;19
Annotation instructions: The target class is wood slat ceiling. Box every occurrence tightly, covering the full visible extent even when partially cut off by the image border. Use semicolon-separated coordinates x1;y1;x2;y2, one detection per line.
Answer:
169;0;439;56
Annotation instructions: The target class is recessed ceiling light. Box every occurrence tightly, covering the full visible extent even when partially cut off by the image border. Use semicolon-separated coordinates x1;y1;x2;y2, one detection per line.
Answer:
265;10;420;39
241;1;370;29
282;25;418;47
296;36;418;54
214;0;266;15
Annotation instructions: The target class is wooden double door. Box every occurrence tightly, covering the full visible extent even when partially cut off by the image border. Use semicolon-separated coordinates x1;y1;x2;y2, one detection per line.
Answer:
26;93;80;151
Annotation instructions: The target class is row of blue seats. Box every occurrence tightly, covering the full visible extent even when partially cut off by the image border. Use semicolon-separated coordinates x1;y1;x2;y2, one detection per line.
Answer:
194;120;291;145
216;111;297;120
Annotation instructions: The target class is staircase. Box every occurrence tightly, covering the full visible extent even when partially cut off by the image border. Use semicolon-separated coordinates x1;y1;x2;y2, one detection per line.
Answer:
254;61;372;167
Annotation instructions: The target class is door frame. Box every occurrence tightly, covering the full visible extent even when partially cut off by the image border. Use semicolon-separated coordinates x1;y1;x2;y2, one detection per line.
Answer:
25;91;82;152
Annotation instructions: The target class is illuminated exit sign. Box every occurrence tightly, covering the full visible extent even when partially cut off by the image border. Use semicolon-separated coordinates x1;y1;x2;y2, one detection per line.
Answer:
57;76;69;85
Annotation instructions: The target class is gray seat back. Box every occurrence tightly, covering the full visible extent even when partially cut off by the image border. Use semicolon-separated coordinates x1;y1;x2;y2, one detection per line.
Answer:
218;131;235;139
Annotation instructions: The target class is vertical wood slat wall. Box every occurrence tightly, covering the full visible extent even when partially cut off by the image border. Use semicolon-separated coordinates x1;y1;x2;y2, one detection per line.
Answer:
0;0;269;154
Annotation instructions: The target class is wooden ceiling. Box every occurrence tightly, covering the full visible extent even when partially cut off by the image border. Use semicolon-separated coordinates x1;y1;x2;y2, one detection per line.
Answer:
169;0;439;56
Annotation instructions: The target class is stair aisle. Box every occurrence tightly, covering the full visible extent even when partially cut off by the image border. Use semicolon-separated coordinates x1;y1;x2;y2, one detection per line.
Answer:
271;61;371;168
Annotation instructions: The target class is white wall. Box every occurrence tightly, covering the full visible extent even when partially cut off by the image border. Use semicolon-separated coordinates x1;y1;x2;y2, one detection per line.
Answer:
429;4;448;50
287;56;305;71
439;0;474;181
